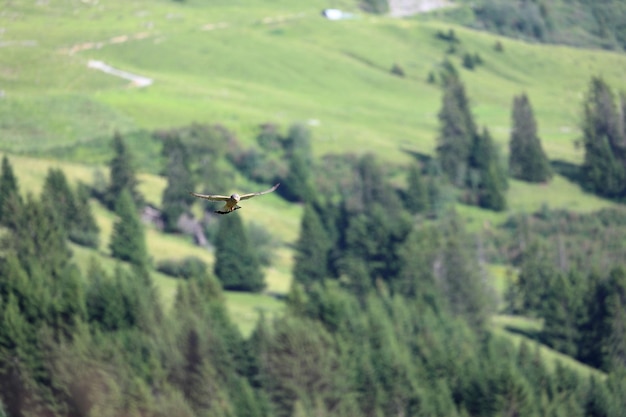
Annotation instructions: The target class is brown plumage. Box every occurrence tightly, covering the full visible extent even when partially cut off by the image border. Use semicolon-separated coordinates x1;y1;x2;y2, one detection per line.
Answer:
190;183;280;214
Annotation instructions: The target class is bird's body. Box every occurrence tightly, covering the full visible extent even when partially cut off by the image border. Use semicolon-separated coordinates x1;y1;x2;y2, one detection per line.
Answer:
190;183;280;214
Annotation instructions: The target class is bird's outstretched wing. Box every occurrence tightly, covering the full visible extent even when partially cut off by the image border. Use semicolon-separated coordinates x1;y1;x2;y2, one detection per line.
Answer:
189;192;231;202
240;183;280;200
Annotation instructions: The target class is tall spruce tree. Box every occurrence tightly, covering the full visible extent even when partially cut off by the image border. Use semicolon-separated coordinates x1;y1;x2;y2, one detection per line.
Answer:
214;214;264;292
394;224;441;302
470;127;508;211
436;76;477;187
41;168;76;235
353;154;403;214
6;194;72;278
436;213;492;330
515;240;556;315
70;182;100;248
540;270;586;357
109;188;148;270
107;132;143;209
603;267;626;369
280;123;315;203
404;162;429;214
293;205;330;289
0;155;19;225
509;93;552;182
580;77;626;199
161;136;195;232
41;169;100;250
280;153;315;203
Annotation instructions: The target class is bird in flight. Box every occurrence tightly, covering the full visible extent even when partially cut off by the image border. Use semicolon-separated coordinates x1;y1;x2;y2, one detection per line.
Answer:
190;183;280;214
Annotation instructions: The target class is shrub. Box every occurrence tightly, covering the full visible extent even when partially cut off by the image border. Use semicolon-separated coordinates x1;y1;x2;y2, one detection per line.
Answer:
157;256;208;279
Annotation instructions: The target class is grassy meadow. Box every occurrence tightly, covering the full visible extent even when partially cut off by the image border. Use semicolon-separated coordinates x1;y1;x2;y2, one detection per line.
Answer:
2;0;625;362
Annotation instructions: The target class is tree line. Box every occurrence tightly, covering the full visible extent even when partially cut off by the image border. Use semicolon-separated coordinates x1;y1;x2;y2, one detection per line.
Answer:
434;61;552;212
452;0;626;51
436;65;626;208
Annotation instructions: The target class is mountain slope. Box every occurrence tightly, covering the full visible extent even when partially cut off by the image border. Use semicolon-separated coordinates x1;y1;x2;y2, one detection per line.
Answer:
1;0;626;164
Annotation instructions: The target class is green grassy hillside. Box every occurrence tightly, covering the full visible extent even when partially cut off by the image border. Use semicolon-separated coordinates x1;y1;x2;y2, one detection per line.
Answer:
1;0;626;163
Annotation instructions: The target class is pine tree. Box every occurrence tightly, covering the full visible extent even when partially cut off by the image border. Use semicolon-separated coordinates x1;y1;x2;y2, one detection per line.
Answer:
395;224;441;303
354;154;402;214
404;162;429;214
279;123;315;203
107;131;143;209
540;270;586;357
293;205;330;289
41;168;76;235
584;375;611;417
0;155;19;225
580;77;626;199
603;267;626;369
516;240;556;315
214;214;264;292
69;182;100;248
509;93;552;182
577;271;609;368
436;213;492;330
179;328;234;417
161;136;195;232
259;317;342;417
6;194;71;278
284;123;313;167
436;77;477;186
109;189;148;270
281;153;315;203
470;127;508;211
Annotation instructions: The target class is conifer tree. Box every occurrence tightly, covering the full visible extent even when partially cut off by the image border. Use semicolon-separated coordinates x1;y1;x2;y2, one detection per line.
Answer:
284;123;313;168
351;154;403;214
425;161;455;218
516;240;556;315
42;168;76;234
214;214;264;292
281;153;315;203
404;162;429;214
179;327;234;416
580;77;626;199
0;155;19;225
342;256;372;303
70;182;100;248
109;189;148;270
293;205;330;289
540;270;586;356
161;136;195;232
279;123;315;203
7;194;71;278
436;77;477;186
603;267;626;369
584;375;611;417
470;127;508;211
259;316;341;417
436;213;492;330
107;132;143;209
395;224;440;303
85;260;152;332
509;93;552;182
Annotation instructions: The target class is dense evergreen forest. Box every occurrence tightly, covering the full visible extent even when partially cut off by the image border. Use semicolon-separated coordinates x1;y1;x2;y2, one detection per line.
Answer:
1;67;626;416
444;0;626;51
